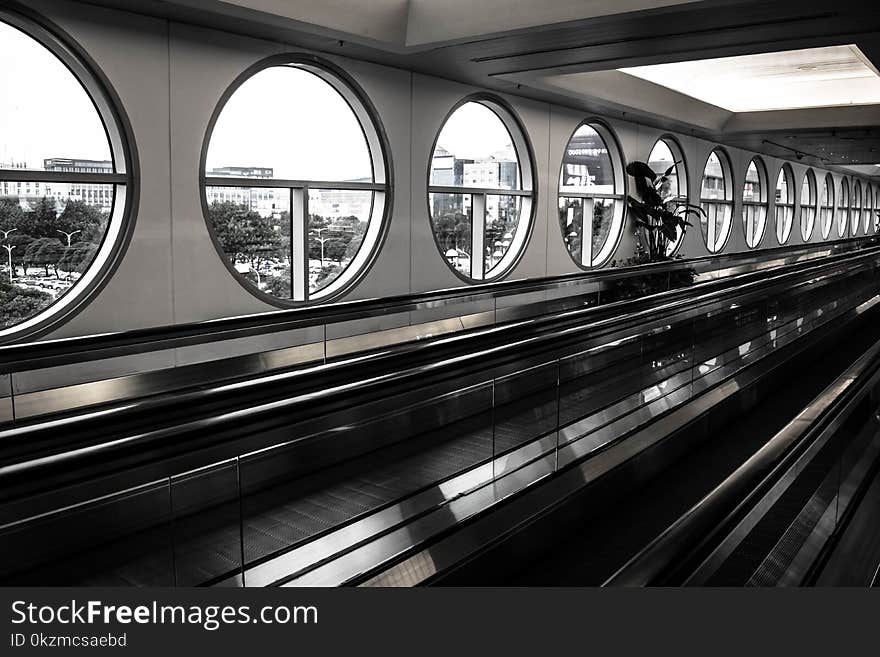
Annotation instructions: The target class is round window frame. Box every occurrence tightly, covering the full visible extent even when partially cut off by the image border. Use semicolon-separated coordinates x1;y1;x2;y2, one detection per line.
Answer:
774;163;795;245
651;135;689;257
741;156;769;249
425;93;536;284
799;168;817;242
837;177;850;239
555;118;628;270
820;172;835;240
851;179;862;236
0;5;138;344
699;147;735;254
199;53;393;307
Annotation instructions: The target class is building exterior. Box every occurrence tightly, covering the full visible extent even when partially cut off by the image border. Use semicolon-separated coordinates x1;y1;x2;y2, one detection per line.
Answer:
204;166;285;217
0;158;115;214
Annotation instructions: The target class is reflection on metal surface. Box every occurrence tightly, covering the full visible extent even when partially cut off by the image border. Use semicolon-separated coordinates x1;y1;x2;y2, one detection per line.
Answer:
1;245;879;587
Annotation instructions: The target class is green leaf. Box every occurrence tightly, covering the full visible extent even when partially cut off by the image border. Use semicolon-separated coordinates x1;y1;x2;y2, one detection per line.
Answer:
626;161;657;181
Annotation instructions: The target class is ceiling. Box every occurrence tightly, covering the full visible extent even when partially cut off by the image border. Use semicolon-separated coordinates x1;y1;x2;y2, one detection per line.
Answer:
78;0;880;177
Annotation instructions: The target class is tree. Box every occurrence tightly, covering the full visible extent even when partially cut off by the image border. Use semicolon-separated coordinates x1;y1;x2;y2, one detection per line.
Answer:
57;199;105;244
5;233;35;277
208;201;285;287
24;237;65;276
0;281;52;328
18;197;58;238
58;241;99;275
0;197;25;227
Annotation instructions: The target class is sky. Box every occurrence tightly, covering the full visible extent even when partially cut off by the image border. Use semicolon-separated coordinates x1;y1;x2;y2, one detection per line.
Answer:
0;21;111;168
206;66;374;181
433;101;516;162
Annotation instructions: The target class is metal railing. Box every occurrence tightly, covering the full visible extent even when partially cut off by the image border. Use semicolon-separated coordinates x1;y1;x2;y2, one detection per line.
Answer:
1;245;878;586
606;310;880;586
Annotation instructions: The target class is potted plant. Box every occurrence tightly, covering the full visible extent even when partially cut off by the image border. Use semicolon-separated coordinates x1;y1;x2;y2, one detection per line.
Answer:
606;161;704;301
625;160;704;262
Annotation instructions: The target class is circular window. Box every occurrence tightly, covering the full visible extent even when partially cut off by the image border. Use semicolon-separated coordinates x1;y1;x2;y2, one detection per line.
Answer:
428;98;532;282
862;181;872;234
852;180;862;235
647;137;688;255
800;169;817;242
557;121;624;268
0;12;132;339
775;164;795;245
742;157;768;248
820;174;834;240
700;149;733;253
875;186;880;233
837;177;849;238
202;56;389;303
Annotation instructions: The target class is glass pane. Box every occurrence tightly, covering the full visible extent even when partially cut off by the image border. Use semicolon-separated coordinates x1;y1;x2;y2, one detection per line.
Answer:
743;203;766;247
701;151;726;200
591;197;616;262
801;171;815;207
430;102;520;190
852;182;862;233
484;195;520;276
743;160;762;202
308;189;372;294
701;201;731;252
800;206;815;241
776;205;792;244
560;124;615;195
800;172;815;240
206;66;372;182
776;168;791;204
559;197;585;266
0;190;111;328
429;192;472;277
648;139;681;199
205;187;291;299
0;21;112;169
838;179;849;236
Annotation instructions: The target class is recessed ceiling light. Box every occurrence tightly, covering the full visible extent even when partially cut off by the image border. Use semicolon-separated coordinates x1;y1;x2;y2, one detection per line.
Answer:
618;45;880;112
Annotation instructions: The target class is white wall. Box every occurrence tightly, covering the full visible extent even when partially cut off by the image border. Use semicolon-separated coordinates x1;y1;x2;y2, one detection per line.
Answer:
20;0;877;342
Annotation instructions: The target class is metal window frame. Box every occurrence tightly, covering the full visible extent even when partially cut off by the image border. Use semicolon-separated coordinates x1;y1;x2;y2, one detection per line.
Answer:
556;119;628;270
742;157;769;249
837;177;850;239
427;95;536;284
700;147;734;254
800;168;818;242
774;163;795;245
648;135;690;257
851;179;863;235
820;173;835;240
199;54;393;307
0;5;137;344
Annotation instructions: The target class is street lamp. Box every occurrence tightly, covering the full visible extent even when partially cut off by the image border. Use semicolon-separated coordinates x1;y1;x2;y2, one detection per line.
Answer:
1;244;15;284
57;229;81;247
309;226;338;268
0;228;17;283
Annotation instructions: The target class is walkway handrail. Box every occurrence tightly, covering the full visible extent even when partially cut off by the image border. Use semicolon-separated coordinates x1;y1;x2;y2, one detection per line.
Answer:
604;310;880;587
2;247;877;501
0;237;869;372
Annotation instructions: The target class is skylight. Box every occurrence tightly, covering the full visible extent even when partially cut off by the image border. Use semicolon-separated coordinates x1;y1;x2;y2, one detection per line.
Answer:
618;45;880;113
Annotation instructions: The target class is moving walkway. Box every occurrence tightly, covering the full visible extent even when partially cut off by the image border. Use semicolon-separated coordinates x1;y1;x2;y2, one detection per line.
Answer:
0;239;878;586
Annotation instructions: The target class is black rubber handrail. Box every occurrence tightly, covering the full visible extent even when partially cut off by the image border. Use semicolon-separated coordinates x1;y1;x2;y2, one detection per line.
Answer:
1;247;876;502
604;317;880;587
5;246;873;448
0;237;869;372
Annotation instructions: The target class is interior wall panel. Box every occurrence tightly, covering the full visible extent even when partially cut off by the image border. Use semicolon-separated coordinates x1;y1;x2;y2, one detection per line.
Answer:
8;0;874;344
